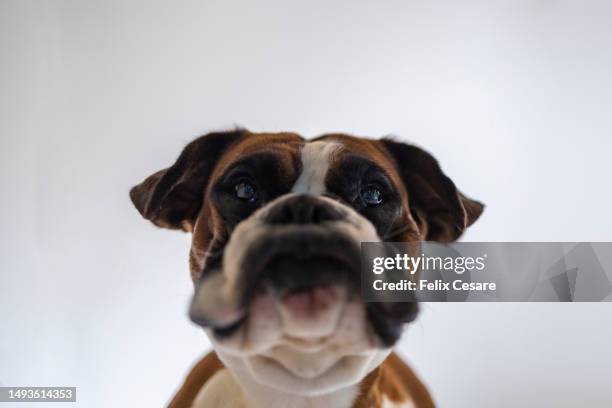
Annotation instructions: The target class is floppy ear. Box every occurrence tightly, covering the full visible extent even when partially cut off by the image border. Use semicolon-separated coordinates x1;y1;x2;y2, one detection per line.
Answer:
381;138;484;242
130;130;245;231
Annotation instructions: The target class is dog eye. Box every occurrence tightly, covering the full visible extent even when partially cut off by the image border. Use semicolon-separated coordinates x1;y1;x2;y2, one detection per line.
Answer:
361;186;383;206
235;182;257;202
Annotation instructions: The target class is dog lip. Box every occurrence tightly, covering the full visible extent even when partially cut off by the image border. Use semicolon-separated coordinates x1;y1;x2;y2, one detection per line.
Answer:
189;303;245;331
211;315;247;338
365;301;419;347
194;227;418;347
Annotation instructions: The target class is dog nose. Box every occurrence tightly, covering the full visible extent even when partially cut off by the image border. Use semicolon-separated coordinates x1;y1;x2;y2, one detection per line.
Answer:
264;194;345;225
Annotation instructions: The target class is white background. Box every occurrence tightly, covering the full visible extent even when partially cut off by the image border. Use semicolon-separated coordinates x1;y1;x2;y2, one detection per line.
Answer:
2;1;612;407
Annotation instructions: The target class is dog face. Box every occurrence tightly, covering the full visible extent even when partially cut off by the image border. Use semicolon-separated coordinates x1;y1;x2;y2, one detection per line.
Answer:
130;130;483;396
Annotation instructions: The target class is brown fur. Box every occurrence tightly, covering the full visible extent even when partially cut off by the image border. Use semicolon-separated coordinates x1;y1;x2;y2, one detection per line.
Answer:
189;132;304;282
354;353;435;408
167;352;224;408
316;133;421;242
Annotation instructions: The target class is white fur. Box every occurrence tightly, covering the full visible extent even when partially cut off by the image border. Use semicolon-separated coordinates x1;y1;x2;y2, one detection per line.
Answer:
191;366;360;408
291;141;341;195
382;396;416;408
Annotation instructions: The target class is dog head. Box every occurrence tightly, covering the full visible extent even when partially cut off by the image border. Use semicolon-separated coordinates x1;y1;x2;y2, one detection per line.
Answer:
130;130;483;396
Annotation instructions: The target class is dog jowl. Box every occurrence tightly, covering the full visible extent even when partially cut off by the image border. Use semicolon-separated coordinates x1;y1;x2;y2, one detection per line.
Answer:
130;130;483;406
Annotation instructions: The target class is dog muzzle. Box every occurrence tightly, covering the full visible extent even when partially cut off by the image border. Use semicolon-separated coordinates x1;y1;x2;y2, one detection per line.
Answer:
189;193;418;347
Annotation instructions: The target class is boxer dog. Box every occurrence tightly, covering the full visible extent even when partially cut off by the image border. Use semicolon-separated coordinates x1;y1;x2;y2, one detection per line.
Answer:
130;130;484;408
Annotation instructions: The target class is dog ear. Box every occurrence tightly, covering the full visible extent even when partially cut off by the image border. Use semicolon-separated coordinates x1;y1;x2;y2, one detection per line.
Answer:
130;130;245;231
381;138;484;242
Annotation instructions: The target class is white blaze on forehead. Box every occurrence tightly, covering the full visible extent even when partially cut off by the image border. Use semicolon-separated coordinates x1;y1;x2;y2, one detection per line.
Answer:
292;141;342;195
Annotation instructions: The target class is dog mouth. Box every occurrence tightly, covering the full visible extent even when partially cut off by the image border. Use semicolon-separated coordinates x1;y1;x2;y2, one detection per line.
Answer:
190;225;418;347
209;228;362;338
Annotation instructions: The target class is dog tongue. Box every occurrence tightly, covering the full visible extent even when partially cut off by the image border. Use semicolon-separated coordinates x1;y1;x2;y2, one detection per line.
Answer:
189;272;245;329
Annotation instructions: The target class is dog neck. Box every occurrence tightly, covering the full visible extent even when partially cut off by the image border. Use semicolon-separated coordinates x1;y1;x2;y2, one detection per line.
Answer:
192;367;360;408
177;352;428;408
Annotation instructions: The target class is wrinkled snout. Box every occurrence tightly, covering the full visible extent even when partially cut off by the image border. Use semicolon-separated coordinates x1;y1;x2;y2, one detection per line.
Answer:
189;193;420;350
189;194;378;337
245;195;361;299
